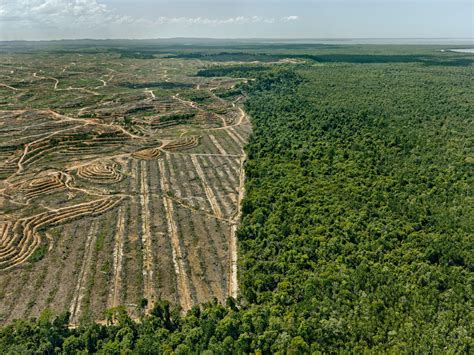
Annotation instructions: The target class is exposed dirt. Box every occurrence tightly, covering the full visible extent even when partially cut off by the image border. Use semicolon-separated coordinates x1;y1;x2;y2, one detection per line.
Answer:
0;53;250;323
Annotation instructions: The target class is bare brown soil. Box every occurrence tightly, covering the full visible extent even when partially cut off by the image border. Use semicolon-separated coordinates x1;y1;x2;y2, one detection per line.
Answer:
0;53;250;324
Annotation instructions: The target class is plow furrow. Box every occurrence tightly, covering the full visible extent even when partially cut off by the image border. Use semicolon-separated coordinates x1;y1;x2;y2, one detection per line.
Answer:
69;221;99;325
139;161;156;312
158;159;193;312
191;155;223;219
108;206;127;308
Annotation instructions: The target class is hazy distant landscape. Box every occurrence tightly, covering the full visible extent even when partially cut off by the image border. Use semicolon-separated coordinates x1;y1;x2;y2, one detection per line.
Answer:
449;48;474;53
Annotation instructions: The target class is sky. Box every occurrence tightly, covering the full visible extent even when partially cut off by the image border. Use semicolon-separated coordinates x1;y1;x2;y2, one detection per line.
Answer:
0;0;472;41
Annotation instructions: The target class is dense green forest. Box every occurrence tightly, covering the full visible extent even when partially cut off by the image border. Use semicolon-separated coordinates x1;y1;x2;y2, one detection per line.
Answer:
1;47;473;353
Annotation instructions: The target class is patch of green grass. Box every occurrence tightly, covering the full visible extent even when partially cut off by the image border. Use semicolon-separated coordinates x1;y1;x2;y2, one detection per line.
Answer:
28;244;48;263
95;233;105;252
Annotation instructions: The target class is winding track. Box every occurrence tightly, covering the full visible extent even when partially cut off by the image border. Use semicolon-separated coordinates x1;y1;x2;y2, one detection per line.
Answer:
0;83;21;91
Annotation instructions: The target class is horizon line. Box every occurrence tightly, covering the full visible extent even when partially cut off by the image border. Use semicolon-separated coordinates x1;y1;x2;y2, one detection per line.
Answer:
1;37;474;43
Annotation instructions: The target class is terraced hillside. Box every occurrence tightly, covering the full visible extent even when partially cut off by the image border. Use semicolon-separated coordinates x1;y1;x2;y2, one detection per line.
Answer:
0;51;251;323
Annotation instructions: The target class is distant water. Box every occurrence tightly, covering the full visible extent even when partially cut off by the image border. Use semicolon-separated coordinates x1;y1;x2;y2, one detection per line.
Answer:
259;38;474;45
449;49;474;53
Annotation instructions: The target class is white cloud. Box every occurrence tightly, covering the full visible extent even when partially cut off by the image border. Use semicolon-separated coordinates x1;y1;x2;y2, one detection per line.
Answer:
282;15;299;22
0;0;299;27
153;16;282;26
0;0;300;39
0;0;131;27
30;0;107;16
